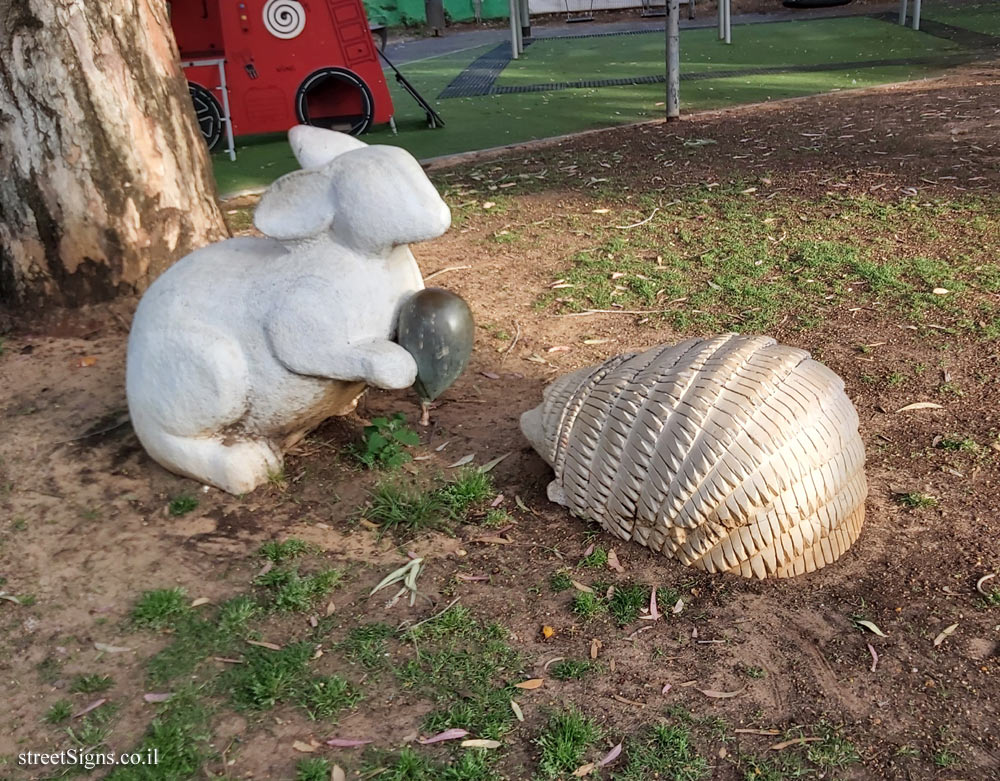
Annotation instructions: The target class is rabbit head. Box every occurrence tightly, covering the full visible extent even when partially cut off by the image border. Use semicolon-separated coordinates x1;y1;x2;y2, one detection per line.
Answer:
254;127;451;256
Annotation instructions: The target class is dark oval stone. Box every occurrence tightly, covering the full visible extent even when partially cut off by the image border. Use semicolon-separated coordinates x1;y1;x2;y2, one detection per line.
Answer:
397;287;475;402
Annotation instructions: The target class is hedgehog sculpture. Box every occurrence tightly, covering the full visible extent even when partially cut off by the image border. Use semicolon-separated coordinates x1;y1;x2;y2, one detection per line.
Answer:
520;334;867;579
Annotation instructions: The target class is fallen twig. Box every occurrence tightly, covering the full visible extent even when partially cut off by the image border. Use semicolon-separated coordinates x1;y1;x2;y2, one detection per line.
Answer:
501;321;521;365
425;265;472;281
614;207;659;230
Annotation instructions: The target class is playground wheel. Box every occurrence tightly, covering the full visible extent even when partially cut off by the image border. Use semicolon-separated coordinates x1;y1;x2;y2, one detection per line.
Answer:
188;82;224;151
295;67;375;136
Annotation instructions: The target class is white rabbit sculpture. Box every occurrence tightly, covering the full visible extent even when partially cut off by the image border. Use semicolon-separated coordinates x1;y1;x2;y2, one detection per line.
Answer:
126;126;451;494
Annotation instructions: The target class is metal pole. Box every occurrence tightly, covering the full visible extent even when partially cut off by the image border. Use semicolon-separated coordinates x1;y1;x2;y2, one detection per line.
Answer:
217;60;236;162
519;0;530;39
898;0;907;25
724;0;731;44
508;0;519;59
911;0;920;30
666;0;680;120
717;0;723;39
514;1;523;55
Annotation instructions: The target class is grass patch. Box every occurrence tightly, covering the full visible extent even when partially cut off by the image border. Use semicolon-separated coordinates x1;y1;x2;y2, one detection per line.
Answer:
579;547;608;569
895;492;938;509
549;570;573;592
361;746;501;781
397;606;523;740
341;622;396;670
438;468;495;519
616;723;709;781
571;591;607;621
549;659;593;681
43;700;72;724
168;493;199;517
353;413;420;470
131;587;191;629
366;469;497;538
255;566;342;612
69;673;113;694
806;722;860;770
259;538;311;563
296;757;333;781
535;707;602;779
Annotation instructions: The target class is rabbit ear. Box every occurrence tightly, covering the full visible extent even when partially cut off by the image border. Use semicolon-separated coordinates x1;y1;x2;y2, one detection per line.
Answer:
253;168;333;241
288;125;367;169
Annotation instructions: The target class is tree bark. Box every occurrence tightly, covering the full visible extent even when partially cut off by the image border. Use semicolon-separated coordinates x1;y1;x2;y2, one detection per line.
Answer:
0;0;229;308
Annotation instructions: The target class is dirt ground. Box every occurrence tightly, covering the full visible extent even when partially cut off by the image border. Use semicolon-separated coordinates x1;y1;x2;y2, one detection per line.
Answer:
2;64;999;780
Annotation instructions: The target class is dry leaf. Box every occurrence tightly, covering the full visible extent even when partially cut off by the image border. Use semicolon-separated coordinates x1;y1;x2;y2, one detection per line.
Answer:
571;580;593;594
583;338;615;345
461;739;502;749
641;586;660;621
598;742;623;767
932;287;949;295
292;740;318;753
541;625;555;639
612;694;645;707
472;536;512;545
590;638;602;659
698;686;746;699
246;640;283;651
449;454;476;468
481;452;512;472
855;620;887;637
94;642;132;653
325;738;374;748
867;643;879;672
572;763;595;777
332;765;346;781
592;208;610;214
976;573;996;596
895;402;943;412
482;201;496;209
547;345;570;353
770;737;822;751
418;729;469;744
190;597;210;607
661;682;672;694
510;700;524;721
142;693;172;703
933;623;959;646
77;355;98;368
326;601;336;616
514;678;544;690
73;698;107;719
607;549;624;573
213;656;243;664
672;597;684;615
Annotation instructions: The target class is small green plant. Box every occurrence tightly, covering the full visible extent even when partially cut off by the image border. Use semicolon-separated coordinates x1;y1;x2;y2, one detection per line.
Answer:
366;480;445;536
482;508;513;528
571;591;606;620
742;665;767;679
168;493;199;516
341;623;395;669
216;594;259;635
354;413;420;469
295;757;332;781
132;587;191;629
894;744;920;758
895;492;938;509
44;700;73;724
579;547;608;569
549;570;573;592
535;707;602;778
297;675;362;720
258;538;310;563
937;434;980;453
983;587;1000;607
549;659;593;681
438;468;495;519
806;722;859;769
616;723;709;781
70;674;113;694
11;516;27;531
255;567;342;612
933;748;960;768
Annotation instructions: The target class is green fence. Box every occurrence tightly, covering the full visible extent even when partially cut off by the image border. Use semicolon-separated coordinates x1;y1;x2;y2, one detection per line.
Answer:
363;0;511;26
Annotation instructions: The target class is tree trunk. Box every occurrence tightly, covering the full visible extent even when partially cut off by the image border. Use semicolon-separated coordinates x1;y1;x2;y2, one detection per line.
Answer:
0;0;229;308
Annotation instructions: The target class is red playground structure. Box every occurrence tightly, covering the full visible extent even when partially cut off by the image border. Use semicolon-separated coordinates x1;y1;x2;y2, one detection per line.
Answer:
168;0;396;158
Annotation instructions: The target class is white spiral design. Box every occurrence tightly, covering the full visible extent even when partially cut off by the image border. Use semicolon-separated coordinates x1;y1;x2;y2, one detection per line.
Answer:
262;0;306;39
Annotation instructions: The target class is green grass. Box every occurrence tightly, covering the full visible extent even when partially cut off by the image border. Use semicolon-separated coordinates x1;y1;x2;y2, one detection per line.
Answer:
366;470;496;537
806;722;860;770
254;566;342;612
535;707;603;779
579;546;608;569
69;673;113;693
258;538;311;563
341;622;396;669
925;0;1000;34
937;434;981;453
296;757;333;781
549;570;573;592
615;723;709;781
212;16;969;194
397;607;523;740
168;493;199;516
895;492;938;509
571;591;607;621
549;659;593;681
43;700;73;724
131;587;191;629
361;747;502;781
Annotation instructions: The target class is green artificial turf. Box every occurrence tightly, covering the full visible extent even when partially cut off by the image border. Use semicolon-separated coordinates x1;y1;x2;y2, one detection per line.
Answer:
924;0;1000;35
211;15;972;195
